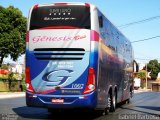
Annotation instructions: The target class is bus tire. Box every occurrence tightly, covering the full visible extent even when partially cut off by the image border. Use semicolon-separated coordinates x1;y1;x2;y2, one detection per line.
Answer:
103;108;109;115
108;92;116;112
126;87;133;104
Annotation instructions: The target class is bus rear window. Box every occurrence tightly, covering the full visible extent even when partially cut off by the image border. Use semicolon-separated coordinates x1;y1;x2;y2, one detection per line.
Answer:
30;5;90;30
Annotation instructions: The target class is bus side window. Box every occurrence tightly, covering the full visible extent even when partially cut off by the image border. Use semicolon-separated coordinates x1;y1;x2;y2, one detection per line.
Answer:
99;16;103;28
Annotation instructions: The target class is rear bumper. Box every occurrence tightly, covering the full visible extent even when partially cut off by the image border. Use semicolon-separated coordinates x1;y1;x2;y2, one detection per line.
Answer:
26;91;97;109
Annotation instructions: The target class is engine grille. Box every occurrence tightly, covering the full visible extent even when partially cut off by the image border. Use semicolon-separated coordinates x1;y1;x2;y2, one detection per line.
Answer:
34;48;85;60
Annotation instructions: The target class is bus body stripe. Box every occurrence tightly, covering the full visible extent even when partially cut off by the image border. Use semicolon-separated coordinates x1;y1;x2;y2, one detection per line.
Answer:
91;30;99;41
26;31;29;42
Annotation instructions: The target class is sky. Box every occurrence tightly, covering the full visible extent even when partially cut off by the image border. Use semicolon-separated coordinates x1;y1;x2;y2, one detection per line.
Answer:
0;0;160;64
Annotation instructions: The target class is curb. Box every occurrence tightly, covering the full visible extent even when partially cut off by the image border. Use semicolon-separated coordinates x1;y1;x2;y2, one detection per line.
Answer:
0;92;25;99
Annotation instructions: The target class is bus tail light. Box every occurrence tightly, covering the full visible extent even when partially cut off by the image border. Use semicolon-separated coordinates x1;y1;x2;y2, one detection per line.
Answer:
83;67;96;94
25;67;35;93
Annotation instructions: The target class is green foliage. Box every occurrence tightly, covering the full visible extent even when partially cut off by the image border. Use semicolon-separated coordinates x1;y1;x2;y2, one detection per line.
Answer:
136;70;146;80
0;73;22;80
8;72;14;80
1;64;9;70
147;59;160;80
0;6;27;66
0;74;8;80
21;80;26;91
21;73;25;80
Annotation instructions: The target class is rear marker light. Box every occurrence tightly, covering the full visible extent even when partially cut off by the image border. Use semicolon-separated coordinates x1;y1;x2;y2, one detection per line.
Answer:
83;67;96;94
88;84;95;90
85;3;90;7
54;3;67;6
25;67;35;93
33;4;39;9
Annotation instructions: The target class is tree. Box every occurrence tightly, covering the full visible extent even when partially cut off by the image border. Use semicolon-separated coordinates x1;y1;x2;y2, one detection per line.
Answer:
0;6;27;67
136;70;147;88
146;59;160;80
136;70;146;80
8;72;14;90
1;64;9;70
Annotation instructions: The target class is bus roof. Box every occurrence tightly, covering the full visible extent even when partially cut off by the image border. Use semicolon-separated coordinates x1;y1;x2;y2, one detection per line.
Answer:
32;2;92;8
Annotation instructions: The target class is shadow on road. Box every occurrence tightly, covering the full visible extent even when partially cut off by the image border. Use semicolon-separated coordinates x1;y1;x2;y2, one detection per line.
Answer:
13;106;102;120
119;106;160;117
136;106;160;111
12;106;48;119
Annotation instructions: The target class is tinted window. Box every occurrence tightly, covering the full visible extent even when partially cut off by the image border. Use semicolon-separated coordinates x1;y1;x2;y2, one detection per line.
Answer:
30;5;90;30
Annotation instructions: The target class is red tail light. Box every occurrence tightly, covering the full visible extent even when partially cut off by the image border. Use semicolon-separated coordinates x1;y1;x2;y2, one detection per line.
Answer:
25;67;35;93
83;67;96;94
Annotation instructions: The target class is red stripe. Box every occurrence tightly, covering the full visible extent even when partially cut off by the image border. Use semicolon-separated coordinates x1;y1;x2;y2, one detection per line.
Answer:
91;30;99;41
36;89;56;94
38;26;80;29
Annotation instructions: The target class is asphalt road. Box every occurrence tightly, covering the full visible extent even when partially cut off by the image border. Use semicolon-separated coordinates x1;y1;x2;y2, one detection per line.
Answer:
0;91;159;120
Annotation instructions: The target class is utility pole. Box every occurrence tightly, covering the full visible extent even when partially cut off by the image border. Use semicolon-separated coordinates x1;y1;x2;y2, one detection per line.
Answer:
145;63;148;89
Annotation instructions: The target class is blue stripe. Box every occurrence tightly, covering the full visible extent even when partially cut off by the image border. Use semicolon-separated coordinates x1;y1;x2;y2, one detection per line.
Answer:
90;51;98;72
26;50;49;80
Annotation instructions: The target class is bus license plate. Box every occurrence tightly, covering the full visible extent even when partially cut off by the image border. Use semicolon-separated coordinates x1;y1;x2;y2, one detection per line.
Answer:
52;98;64;103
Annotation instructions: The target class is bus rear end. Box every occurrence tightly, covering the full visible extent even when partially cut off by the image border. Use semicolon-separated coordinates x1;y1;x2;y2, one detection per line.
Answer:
26;3;98;109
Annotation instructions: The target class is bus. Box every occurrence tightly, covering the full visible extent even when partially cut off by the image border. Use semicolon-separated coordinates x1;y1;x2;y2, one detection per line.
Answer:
26;2;134;114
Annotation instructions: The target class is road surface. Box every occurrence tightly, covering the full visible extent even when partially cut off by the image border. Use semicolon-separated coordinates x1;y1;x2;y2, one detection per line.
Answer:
0;90;159;120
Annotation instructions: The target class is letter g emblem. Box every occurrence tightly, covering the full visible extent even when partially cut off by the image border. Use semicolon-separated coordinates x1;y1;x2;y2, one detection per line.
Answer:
42;69;73;86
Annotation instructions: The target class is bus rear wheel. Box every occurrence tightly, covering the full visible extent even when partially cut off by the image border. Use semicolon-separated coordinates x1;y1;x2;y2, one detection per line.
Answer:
126;87;133;104
108;92;116;112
